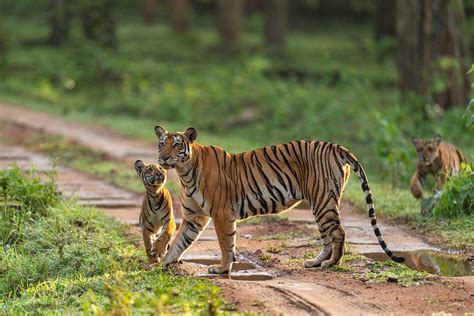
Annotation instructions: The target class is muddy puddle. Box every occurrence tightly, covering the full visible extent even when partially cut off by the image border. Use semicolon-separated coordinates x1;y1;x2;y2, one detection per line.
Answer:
364;250;474;277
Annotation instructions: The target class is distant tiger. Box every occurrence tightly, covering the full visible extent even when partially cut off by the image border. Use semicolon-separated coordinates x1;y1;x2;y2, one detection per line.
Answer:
154;126;404;274
410;135;466;199
135;160;175;264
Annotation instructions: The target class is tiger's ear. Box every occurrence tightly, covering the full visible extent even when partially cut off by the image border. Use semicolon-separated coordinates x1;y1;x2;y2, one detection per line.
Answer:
411;136;420;146
154;126;167;138
184;127;198;143
134;160;145;175
434;135;442;145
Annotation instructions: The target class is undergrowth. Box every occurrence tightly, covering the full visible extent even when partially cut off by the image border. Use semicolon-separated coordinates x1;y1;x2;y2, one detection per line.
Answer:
433;163;473;218
358;261;430;286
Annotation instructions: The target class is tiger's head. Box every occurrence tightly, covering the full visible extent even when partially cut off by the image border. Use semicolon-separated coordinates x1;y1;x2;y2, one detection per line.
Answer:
154;126;197;170
134;160;167;190
411;135;442;167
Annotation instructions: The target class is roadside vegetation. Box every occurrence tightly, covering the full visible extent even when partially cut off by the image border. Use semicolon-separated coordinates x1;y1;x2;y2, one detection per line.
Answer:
0;167;226;314
0;8;472;252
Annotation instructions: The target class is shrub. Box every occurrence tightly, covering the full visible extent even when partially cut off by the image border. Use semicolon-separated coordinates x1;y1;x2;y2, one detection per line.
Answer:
433;163;474;218
0;166;59;245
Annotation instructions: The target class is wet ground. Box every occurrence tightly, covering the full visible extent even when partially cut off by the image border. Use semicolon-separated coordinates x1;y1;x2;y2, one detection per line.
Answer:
364;250;474;277
1;102;473;315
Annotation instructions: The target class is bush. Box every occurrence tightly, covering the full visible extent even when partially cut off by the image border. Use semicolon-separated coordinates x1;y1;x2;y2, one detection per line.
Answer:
0;166;59;245
433;163;474;218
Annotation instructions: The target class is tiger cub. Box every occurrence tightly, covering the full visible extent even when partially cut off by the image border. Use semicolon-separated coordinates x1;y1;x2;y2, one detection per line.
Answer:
410;135;466;199
135;160;175;264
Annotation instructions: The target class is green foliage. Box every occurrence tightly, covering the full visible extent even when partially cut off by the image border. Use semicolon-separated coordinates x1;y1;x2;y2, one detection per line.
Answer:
466;98;474;129
0;166;59;245
465;64;474;129
0;169;226;314
433;163;474;218
374;115;413;186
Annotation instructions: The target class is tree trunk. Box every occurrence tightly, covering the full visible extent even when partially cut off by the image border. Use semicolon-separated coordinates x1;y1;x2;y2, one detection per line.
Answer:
374;0;396;40
48;0;71;46
217;0;243;53
170;0;190;33
264;0;288;51
0;30;5;68
142;0;158;25
396;0;470;109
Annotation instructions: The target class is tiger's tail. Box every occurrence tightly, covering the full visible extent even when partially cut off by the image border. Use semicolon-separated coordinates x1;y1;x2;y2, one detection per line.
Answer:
341;148;405;263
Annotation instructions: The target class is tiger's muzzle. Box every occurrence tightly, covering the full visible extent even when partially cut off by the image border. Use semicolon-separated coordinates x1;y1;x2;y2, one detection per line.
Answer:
158;158;178;169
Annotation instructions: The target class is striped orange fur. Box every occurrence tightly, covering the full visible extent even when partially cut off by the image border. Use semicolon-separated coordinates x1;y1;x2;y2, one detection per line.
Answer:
155;127;403;274
135;160;175;264
410;135;466;199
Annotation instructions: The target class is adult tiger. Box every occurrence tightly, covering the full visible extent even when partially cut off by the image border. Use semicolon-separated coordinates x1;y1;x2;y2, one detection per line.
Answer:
156;126;404;274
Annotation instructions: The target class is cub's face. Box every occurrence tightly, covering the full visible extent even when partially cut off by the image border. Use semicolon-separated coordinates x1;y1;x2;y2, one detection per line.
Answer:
412;135;442;167
154;126;197;170
135;160;166;190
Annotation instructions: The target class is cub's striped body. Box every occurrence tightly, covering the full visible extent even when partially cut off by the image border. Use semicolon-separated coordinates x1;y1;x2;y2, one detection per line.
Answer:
135;160;175;264
156;127;403;274
411;135;467;199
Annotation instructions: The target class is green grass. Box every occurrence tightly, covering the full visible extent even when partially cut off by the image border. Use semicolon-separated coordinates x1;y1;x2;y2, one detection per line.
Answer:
0;167;227;314
256;231;305;241
333;254;367;272
358;261;431;286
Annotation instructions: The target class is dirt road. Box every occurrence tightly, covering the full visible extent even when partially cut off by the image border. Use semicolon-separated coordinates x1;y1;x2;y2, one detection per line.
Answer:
1;102;473;315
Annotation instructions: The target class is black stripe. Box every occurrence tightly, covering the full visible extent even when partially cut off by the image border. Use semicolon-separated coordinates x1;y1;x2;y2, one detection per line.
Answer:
182;205;196;214
366;194;373;204
368;208;375;217
362;182;370;191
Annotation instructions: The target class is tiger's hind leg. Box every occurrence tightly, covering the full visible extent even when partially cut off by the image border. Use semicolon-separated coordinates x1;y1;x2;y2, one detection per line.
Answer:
304;205;345;268
303;228;332;268
320;220;345;268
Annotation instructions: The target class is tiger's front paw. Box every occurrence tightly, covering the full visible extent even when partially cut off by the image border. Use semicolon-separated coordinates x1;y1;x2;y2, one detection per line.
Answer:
148;256;159;264
303;259;321;268
208;264;230;274
320;260;335;268
410;180;423;199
